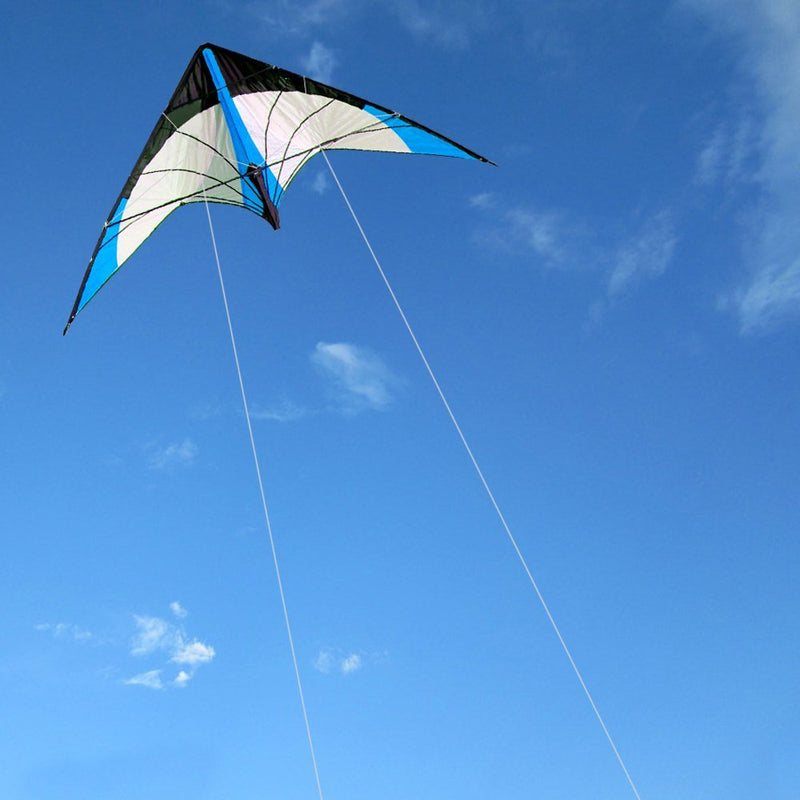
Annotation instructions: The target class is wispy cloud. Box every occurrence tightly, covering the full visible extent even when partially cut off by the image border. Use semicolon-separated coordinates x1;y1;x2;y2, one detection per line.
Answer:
250;399;307;422
170;601;187;619
245;0;357;36
685;0;800;331
125;669;163;690
475;204;579;269
35;623;93;642
695;117;758;188
506;208;570;267
312;342;397;413
725;258;800;332
127;605;215;689
189;401;224;421
248;345;397;421
244;0;491;50
130;615;178;656
314;647;365;674
302;41;336;82
147;438;197;470
174;670;192;688
469;192;496;209
313;649;334;673
35;604;214;690
311;171;330;195
475;198;676;318
340;653;362;673
390;0;473;49
171;641;216;666
607;212;677;297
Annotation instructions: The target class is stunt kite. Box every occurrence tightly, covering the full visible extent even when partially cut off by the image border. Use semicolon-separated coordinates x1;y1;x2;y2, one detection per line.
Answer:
64;42;492;333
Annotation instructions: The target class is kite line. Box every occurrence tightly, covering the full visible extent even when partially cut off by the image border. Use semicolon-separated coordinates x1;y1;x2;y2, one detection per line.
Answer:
321;151;642;800
65;40;645;799
202;192;325;800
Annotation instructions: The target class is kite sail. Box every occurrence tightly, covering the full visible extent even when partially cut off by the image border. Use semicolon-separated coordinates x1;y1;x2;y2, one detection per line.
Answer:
64;42;492;334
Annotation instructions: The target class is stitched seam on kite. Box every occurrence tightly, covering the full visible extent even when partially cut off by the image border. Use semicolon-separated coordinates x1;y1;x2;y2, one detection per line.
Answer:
273;97;336;196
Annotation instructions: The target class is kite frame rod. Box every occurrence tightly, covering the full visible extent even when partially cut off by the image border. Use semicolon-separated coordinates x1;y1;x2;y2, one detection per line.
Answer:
322;150;643;800
202;194;325;800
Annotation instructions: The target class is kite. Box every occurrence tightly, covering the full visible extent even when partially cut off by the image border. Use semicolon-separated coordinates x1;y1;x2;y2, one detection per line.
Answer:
61;45;644;798
64;42;492;334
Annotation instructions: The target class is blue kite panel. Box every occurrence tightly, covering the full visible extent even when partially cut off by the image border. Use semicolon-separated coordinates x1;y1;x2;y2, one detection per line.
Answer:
79;199;128;312
202;48;282;206
363;105;473;159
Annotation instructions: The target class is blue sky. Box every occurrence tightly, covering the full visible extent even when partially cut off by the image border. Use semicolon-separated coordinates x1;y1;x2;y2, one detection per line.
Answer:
2;1;799;798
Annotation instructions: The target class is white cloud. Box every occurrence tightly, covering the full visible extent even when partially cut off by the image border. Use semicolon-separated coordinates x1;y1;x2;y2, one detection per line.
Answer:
685;0;800;331
607;212;677;297
340;653;362;674
695;118;758;188
312;342;397;413
130;615;178;656
35;623;93;642
174;670;192;688
506;208;568;266
469;191;495;209
314;649;334;674
171;641;216;665
730;256;800;332
475;201;589;271
314;648;365;674
170;601;187;619
302;41;336;82
311;171;330;195
695;125;727;187
147;438;197;469
125;669;164;690
128;606;215;688
475;198;676;304
36;605;213;691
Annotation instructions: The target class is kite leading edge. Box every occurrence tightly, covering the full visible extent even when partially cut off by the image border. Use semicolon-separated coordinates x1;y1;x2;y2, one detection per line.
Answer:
64;42;493;334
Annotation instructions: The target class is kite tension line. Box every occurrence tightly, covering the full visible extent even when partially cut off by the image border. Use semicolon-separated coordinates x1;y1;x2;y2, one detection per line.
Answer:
202;193;325;800
321;151;643;800
67;42;642;799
